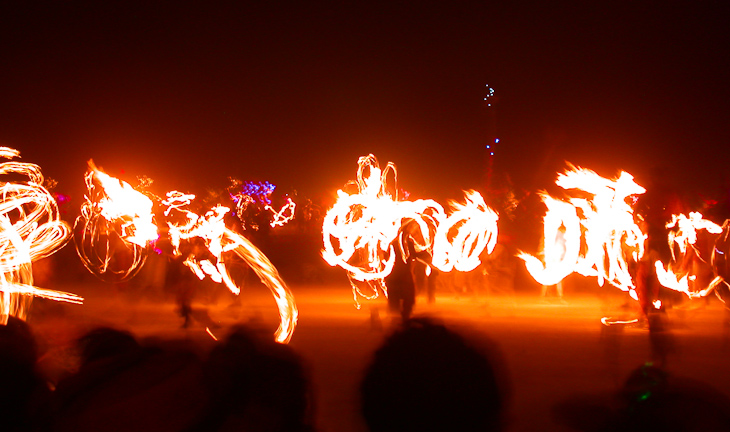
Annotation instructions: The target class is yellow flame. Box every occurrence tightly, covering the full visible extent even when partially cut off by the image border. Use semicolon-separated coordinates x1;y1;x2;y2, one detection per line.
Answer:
518;195;581;286
520;165;646;299
0;147;81;324
77;165;297;343
666;212;721;258
75;161;158;282
656;212;723;298
432;190;499;273
322;155;498;304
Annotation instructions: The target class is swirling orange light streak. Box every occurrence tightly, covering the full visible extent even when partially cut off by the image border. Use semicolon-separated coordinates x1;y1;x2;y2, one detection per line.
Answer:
0;148;81;324
322;155;498;305
655;212;723;298
75;162;156;282
78;165;297;343
267;198;296;227
519;166;646;300
517;195;581;287
432;190;499;273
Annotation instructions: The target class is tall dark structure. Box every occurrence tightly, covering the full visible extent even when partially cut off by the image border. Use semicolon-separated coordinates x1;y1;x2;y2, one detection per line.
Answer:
483;85;499;191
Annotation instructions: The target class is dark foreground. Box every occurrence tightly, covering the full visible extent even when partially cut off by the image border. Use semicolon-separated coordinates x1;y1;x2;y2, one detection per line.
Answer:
20;281;730;431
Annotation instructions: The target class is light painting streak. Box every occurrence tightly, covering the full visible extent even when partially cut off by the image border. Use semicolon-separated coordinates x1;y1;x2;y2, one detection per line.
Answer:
519;165;647;301
0;148;81;324
75;161;157;282
656;212;725;299
76;164;297;343
267;197;296;228
322;154;498;305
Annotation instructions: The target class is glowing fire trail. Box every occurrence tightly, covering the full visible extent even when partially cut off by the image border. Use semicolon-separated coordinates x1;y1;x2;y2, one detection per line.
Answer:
75;161;158;282
76;163;298;343
519;165;646;300
0;147;82;324
432;191;499;273
655;212;723;298
322;155;498;305
267;197;296;228
517;195;581;287
161;196;298;343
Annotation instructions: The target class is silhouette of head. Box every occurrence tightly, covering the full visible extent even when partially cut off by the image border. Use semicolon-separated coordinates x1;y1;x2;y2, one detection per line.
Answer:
361;318;504;431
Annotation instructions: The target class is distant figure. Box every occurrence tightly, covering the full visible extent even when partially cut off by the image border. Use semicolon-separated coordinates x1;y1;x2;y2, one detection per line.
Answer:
166;257;198;328
634;168;684;325
541;281;566;304
385;229;419;321
361;318;507;432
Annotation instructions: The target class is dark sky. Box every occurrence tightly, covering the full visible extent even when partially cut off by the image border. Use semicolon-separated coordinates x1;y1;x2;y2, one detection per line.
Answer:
1;1;728;206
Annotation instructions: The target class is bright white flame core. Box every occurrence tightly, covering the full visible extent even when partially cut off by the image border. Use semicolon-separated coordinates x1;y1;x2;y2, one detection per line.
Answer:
76;164;297;343
655;212;723;298
519;165;646;299
322;155;499;302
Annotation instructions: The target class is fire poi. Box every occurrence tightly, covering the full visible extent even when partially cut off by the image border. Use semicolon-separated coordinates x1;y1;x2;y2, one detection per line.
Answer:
75;161;298;343
518;165;647;301
0;147;82;324
228;179;296;230
322;154;498;306
654;212;727;300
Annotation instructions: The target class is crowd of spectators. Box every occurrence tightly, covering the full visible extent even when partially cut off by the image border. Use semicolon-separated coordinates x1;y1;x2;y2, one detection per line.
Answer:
3;314;730;431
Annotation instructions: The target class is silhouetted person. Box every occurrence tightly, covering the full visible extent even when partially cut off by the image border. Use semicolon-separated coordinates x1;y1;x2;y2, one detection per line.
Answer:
635;167;684;324
193;324;314;432
361;318;506;432
51;327;208;432
0;316;51;431
554;363;730;432
385;244;417;321
608;363;730;431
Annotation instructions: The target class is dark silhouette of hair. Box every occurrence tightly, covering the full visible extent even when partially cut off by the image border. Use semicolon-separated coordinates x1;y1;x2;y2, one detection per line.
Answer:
607;363;730;431
0;316;51;431
360;318;506;432
50;326;208;432
193;324;314;432
554;363;730;431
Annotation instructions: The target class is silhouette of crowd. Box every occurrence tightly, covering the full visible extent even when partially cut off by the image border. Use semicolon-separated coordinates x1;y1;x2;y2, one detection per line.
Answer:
4;314;730;431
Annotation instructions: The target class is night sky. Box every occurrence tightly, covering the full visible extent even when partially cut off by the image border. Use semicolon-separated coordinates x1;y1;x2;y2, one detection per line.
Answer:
1;2;728;207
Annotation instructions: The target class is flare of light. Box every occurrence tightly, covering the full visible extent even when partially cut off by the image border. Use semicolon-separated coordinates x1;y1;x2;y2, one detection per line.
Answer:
74;161;158;282
322;155;498;305
520;165;646;301
656;212;724;298
77;165;297;343
267;197;296;228
0;148;81;324
431;190;499;273
666;212;722;259
518;195;581;287
206;327;219;341
229;180;296;229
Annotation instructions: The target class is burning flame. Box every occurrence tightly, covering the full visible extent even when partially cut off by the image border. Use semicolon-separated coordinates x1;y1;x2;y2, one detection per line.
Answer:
0;148;82;324
75;161;158;282
322;155;498;305
518;195;581;287
267;197;296;228
519;165;646;300
77;163;297;343
431;190;499;273
655;212;723;298
229;180;297;229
